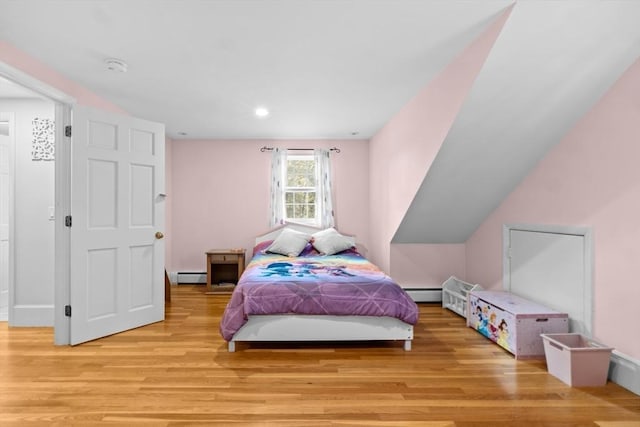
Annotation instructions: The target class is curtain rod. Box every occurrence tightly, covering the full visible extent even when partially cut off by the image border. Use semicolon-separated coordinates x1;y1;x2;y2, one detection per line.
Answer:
260;146;340;153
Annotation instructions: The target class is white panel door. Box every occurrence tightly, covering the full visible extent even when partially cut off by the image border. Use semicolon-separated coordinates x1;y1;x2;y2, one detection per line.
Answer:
507;228;589;335
0;118;11;321
70;105;165;345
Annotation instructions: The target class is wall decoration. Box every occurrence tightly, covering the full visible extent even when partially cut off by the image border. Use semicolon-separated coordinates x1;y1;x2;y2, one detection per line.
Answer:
31;117;55;161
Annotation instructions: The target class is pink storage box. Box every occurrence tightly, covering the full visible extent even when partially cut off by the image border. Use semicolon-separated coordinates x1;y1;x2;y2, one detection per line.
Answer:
541;333;613;387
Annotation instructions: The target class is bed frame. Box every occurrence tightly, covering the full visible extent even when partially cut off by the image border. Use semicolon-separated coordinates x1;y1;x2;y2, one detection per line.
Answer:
227;223;414;352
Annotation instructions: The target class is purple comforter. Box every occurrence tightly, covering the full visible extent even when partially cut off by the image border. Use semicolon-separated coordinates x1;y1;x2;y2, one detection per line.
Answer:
219;242;419;341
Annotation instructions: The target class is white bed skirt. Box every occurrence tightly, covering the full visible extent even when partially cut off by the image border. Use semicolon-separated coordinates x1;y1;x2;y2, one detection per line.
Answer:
228;314;414;352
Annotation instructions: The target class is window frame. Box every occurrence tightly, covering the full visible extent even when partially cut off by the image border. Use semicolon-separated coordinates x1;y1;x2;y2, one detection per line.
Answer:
282;153;319;226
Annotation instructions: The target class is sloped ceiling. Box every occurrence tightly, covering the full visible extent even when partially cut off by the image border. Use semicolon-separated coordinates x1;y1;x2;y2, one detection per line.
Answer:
393;1;640;243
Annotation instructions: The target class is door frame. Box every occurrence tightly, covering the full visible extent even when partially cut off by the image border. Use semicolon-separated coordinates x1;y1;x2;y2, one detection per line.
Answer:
503;222;594;336
0;61;75;344
0;112;15;322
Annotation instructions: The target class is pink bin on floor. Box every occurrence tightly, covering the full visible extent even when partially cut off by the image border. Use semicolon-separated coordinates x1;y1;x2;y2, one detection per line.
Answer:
541;333;613;387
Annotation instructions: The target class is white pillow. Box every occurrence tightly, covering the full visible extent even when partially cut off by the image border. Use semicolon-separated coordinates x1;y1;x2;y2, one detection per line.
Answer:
312;228;354;255
266;228;312;257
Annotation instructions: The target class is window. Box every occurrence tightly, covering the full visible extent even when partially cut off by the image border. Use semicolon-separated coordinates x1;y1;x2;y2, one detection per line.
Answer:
270;148;334;228
284;155;316;224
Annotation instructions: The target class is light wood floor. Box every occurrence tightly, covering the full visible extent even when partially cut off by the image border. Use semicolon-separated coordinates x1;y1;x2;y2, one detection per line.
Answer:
1;285;639;426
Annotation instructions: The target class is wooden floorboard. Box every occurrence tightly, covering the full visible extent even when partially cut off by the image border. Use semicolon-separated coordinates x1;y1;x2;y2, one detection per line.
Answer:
0;285;639;426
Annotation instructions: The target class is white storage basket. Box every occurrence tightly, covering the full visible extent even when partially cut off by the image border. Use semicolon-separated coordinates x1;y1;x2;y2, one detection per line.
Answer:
442;276;481;318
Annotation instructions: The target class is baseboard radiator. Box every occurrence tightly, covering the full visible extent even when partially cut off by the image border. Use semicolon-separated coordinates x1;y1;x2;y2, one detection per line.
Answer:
404;288;442;303
176;272;206;284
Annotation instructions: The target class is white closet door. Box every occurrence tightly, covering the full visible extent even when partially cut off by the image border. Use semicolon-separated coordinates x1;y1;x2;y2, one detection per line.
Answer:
506;226;590;335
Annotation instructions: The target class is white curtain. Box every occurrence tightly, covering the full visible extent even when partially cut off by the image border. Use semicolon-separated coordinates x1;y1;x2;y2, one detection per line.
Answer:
269;148;287;227
314;148;335;228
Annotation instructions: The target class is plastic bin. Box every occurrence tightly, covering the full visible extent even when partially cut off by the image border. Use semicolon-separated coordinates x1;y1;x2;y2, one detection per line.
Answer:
541;333;613;387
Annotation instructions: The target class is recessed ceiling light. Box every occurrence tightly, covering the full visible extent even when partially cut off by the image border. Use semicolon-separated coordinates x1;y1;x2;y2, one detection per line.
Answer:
104;58;128;73
255;107;269;118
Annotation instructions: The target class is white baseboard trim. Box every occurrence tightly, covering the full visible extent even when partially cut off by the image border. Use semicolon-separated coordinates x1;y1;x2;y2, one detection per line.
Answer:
175;271;206;284
404;288;442;303
610;350;640;396
11;305;54;326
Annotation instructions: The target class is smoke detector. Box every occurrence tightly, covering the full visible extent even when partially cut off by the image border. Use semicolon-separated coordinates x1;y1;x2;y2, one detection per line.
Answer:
105;58;128;73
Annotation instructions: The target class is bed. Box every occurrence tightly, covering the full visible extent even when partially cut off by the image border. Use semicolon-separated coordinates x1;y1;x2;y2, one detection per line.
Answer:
219;224;419;352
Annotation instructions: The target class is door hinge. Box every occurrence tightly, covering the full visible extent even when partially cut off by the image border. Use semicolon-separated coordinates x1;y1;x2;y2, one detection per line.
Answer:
64;305;72;317
65;125;72;137
65;215;72;227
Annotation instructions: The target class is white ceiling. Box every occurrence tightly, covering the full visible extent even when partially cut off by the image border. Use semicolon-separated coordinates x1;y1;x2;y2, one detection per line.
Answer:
0;0;512;139
2;1;640;244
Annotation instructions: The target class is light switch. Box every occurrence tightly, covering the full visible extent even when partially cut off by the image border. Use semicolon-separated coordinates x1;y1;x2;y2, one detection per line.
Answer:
48;206;55;220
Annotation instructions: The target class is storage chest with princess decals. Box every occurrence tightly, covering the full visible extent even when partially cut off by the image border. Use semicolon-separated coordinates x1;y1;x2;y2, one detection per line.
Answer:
467;290;569;359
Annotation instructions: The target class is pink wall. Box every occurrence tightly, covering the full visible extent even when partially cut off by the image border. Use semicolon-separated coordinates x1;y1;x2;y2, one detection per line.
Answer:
167;139;369;273
0;41;125;114
390;244;466;288
466;57;640;360
368;6;512;278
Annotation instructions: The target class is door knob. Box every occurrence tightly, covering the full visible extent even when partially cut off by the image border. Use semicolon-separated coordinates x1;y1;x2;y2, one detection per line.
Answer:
155;232;164;239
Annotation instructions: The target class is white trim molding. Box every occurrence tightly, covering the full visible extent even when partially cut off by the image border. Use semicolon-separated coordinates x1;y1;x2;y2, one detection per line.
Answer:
0;112;15;323
12;305;54;326
609;350;640;396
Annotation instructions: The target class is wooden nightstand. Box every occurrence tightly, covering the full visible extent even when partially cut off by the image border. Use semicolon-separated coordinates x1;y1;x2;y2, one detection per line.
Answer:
206;249;245;287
